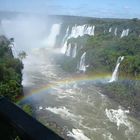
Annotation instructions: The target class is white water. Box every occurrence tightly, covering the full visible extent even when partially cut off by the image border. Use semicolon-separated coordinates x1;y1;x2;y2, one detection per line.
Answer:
105;108;134;136
61;41;68;54
109;27;112;32
45;106;83;121
109;56;124;82
65;43;77;58
114;27;118;36
62;26;70;45
42;23;61;47
65;43;71;56
61;25;95;54
72;43;77;58
120;29;129;38
67;129;91;140
23;49;140;140
70;24;95;38
79;52;87;72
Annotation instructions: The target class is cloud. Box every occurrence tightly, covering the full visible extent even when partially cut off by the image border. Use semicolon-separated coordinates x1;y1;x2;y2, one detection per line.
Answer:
123;6;131;10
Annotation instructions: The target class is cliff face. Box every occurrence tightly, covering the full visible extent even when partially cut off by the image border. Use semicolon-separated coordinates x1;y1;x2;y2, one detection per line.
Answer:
54;17;140;78
54;17;140;48
0;35;23;102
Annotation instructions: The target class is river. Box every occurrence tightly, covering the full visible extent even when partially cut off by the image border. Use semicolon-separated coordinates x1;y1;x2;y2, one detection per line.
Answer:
22;48;140;140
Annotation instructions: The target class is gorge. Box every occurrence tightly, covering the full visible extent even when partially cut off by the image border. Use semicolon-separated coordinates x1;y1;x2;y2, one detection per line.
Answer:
0;13;140;140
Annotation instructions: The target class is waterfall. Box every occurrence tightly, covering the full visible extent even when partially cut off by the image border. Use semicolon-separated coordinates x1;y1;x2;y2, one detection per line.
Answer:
120;29;129;38
43;23;61;47
114;28;118;36
61;41;67;54
109;56;124;83
65;43;77;58
79;52;87;73
62;26;70;44
65;43;71;56
126;29;129;36
61;24;95;54
70;24;95;38
109;27;112;32
72;43;77;58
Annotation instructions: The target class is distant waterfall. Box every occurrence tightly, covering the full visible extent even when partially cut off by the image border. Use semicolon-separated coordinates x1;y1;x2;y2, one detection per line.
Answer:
109;56;124;83
61;24;95;54
62;26;70;44
65;43;77;58
114;28;118;36
61;41;67;54
72;43;77;58
109;27;112;32
65;43;71;56
79;52;87;73
70;24;95;38
43;24;61;47
120;29;129;38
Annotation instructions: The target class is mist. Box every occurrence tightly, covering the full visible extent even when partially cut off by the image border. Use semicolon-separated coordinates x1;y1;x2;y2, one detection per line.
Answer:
1;14;53;53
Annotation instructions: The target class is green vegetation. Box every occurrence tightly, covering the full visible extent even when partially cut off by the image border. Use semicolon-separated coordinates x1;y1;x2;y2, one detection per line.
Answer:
0;35;23;102
22;104;33;116
0;35;24;140
101;80;140;114
18;51;27;60
63;34;140;78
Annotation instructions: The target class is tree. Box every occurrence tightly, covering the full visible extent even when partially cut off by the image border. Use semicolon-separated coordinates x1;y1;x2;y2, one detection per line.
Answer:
18;51;27;60
0;36;23;102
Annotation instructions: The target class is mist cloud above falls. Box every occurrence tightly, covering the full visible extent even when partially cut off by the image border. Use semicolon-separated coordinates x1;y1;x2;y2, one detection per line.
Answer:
1;15;50;52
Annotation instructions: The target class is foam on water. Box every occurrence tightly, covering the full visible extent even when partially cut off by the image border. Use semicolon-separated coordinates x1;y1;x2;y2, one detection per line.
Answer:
39;106;43;110
45;106;83;121
53;88;75;99
103;132;113;140
67;129;91;140
105;108;134;133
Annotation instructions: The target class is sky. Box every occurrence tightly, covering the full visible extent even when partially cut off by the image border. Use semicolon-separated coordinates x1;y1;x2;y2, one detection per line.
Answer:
0;0;140;19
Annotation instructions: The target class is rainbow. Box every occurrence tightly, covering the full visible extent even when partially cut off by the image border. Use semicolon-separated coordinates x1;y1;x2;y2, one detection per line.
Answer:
17;74;110;103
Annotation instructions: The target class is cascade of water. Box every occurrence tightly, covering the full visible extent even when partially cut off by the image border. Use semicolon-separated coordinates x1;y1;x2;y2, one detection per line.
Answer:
61;25;95;54
61;41;67;54
79;52;87;73
65;43;71;56
121;30;125;38
109;56;124;82
121;29;129;38
126;29;129;36
62;26;70;44
91;25;95;36
109;27;112;32
65;43;77;58
43;23;61;47
114;28;118;36
72;43;77;58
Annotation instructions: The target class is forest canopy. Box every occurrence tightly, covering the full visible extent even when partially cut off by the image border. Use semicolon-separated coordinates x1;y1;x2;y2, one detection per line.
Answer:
0;36;23;102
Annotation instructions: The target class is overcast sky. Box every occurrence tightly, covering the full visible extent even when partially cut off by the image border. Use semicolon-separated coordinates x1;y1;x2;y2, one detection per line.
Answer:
0;0;140;18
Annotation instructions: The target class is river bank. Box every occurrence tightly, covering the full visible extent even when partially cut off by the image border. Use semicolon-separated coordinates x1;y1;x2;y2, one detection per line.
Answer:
97;80;140;120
